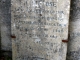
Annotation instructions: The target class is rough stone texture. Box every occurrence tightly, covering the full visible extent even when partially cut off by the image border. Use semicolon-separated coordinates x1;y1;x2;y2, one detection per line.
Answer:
11;0;70;60
67;0;80;60
0;0;12;51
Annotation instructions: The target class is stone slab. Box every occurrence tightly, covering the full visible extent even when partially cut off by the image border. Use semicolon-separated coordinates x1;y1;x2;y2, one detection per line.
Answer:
11;0;70;60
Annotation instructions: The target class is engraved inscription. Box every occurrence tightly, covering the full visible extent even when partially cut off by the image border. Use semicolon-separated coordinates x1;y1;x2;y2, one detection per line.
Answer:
11;0;70;60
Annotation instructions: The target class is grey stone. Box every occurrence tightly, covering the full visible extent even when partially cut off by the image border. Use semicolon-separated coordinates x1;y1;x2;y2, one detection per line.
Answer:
67;0;80;60
11;0;70;60
0;0;12;51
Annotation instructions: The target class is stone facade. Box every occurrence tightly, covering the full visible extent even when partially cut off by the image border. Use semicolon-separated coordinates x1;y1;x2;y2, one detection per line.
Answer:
67;0;80;60
1;0;80;60
0;0;11;51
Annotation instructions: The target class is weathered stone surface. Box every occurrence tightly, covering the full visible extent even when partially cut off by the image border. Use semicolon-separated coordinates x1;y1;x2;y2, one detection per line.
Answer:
0;0;11;51
11;0;70;60
67;0;80;60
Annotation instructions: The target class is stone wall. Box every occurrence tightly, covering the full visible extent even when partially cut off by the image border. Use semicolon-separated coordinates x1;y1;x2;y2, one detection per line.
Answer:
67;0;80;60
0;0;80;60
0;0;11;51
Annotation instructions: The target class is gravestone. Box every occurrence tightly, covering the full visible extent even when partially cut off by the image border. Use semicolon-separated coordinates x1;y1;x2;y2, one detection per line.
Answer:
11;0;70;60
67;0;80;60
